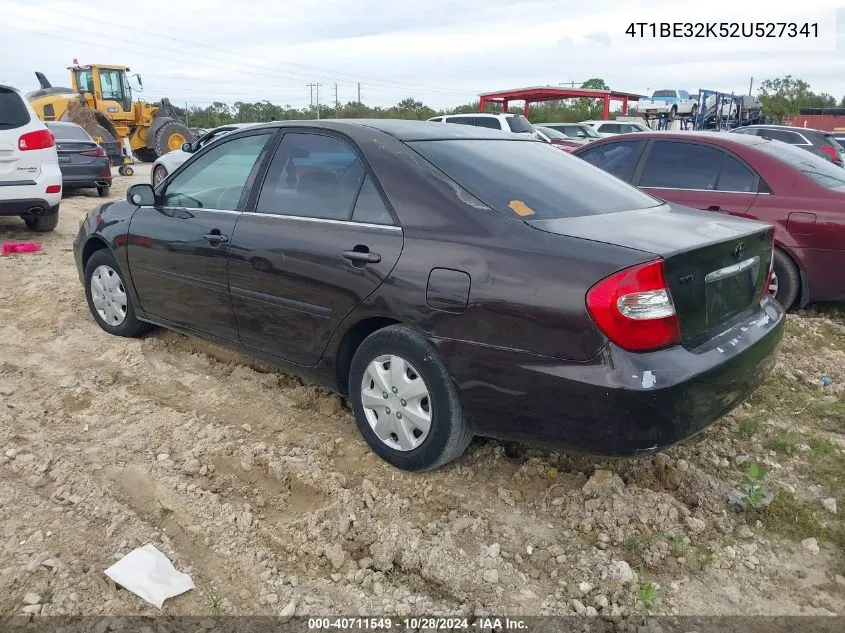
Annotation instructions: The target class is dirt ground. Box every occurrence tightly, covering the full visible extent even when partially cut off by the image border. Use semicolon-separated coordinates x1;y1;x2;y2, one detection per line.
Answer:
1;167;843;623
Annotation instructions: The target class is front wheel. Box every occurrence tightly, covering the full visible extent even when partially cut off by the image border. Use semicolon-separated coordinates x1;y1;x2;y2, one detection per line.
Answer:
84;249;153;337
152;165;168;186
348;325;472;471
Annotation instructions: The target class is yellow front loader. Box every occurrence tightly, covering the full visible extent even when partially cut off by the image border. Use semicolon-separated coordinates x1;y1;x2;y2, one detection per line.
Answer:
27;62;195;167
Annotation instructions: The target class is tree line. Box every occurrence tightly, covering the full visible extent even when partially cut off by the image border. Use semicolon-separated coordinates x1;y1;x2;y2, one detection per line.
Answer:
175;76;845;130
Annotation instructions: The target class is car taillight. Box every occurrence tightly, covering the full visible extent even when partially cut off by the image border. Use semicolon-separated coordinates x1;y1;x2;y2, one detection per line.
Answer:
819;146;838;162
586;259;681;352
83;146;107;157
18;129;55;151
761;239;775;297
46;184;61;194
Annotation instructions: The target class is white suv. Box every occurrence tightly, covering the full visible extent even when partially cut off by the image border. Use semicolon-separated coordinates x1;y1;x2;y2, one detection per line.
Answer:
0;82;62;232
428;113;539;137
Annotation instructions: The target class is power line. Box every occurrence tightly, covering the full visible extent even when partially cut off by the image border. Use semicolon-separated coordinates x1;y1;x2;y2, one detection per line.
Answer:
3;6;470;96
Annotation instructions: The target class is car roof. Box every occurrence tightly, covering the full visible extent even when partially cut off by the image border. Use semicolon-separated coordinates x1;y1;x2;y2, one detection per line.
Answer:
737;124;830;134
587;130;771;148
436;112;521;119
241;119;539;142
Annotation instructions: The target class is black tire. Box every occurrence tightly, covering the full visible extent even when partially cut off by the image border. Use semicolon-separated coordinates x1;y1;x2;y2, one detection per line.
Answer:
152;164;168;186
83;249;153;338
669;105;677;121
152;120;193;158
135;148;158;163
23;207;59;232
349;325;472;471
771;248;800;310
690;104;698;118
97;186;110;197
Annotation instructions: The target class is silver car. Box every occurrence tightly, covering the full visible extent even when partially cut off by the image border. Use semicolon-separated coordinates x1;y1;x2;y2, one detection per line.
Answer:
150;123;258;185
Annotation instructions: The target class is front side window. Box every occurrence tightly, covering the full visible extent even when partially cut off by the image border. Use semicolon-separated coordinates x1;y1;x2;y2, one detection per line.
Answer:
639;141;723;190
163;133;272;210
474;117;502;130
410;139;660;220
74;70;93;93
445;117;476;126
758;129;805;145
578;140;643;181
256;132;363;220
99;70;124;101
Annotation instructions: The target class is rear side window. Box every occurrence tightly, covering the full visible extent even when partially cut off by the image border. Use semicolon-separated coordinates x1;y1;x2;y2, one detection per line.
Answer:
639;141;723;190
597;123;620;134
758;129;806;145
578;141;643;181
733;128;759;136
445;117;476;126
717;155;757;192
506;116;533;133
351;175;393;225
474;117;502;130
429;117;443;122
0;87;31;130
409;139;660;219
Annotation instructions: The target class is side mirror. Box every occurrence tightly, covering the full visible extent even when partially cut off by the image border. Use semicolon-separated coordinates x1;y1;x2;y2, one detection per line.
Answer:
182;142;193;152
128;183;156;206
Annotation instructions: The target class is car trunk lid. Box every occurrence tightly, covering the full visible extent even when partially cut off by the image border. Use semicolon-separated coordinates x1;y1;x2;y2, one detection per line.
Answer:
527;203;774;346
56;141;99;164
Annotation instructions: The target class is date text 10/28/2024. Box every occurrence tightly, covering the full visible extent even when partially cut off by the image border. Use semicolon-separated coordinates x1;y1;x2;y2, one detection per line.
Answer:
625;22;819;38
307;617;528;630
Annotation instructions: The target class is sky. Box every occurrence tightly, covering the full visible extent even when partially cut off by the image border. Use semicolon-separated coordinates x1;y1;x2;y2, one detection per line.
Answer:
0;0;843;111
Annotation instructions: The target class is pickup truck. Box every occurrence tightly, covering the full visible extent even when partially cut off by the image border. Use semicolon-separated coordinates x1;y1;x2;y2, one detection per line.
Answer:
635;90;698;119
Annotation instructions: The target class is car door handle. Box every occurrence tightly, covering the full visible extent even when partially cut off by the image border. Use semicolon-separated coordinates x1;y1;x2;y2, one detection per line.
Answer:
203;232;229;244
343;249;381;263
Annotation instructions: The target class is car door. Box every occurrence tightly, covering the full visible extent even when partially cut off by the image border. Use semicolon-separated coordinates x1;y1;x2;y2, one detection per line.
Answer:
228;130;403;365
632;140;758;216
126;129;275;341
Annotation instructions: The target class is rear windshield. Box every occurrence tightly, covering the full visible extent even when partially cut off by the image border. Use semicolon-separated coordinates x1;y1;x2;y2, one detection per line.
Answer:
506;115;534;133
409;139;661;219
652;90;676;98
0;88;30;130
46;123;91;141
824;134;844;151
754;139;845;190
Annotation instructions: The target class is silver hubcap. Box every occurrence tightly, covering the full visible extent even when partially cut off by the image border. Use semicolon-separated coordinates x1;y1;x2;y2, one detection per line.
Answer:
90;265;128;326
361;355;432;452
769;271;779;296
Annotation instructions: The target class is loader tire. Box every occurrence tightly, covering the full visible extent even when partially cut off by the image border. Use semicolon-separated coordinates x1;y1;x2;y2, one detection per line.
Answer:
153;120;192;158
134;148;158;163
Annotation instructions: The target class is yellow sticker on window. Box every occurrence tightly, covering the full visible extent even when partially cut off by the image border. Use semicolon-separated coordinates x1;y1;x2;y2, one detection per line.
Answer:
509;200;535;217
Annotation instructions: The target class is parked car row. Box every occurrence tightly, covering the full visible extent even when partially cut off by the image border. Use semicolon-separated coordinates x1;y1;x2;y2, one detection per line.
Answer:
574;131;845;310
1;82;113;232
74;119;786;472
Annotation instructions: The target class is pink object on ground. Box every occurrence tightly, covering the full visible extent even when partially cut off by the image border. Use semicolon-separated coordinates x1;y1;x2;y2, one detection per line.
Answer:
2;242;42;255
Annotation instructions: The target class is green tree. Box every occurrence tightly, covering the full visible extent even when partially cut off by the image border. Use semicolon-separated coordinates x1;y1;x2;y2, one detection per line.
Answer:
757;75;837;120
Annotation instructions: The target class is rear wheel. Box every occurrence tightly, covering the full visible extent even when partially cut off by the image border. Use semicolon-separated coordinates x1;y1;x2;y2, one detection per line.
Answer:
135;148;158;163
152;120;193;158
669;105;677;121
97;186;110;197
349;325;472;471
23;207;59;232
83;249;152;337
771;248;800;310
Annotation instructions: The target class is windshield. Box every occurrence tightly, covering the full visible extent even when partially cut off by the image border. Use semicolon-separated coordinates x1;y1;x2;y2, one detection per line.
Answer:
652;90;676;98
409;139;661;220
754;139;845;190
506;115;534;133
537;126;569;140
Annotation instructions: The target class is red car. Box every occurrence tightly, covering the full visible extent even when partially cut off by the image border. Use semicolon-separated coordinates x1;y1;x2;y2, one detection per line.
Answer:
573;132;845;309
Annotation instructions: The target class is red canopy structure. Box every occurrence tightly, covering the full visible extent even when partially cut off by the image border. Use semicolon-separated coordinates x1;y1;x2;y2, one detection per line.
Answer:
478;86;646;120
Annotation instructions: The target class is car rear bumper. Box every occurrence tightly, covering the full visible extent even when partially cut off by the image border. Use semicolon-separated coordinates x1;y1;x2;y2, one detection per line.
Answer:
434;297;784;457
0;198;59;217
59;159;113;188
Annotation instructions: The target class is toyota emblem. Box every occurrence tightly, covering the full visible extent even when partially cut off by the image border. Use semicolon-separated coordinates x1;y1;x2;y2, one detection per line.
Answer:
733;242;745;260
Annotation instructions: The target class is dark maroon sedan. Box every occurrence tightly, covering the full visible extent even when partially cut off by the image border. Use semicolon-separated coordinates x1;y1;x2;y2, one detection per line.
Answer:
73;121;784;471
573;131;845;310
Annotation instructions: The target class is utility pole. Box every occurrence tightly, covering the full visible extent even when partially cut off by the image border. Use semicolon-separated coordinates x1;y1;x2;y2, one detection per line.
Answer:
335;83;339;112
357;82;361;104
315;83;321;119
748;76;754;96
307;83;314;109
